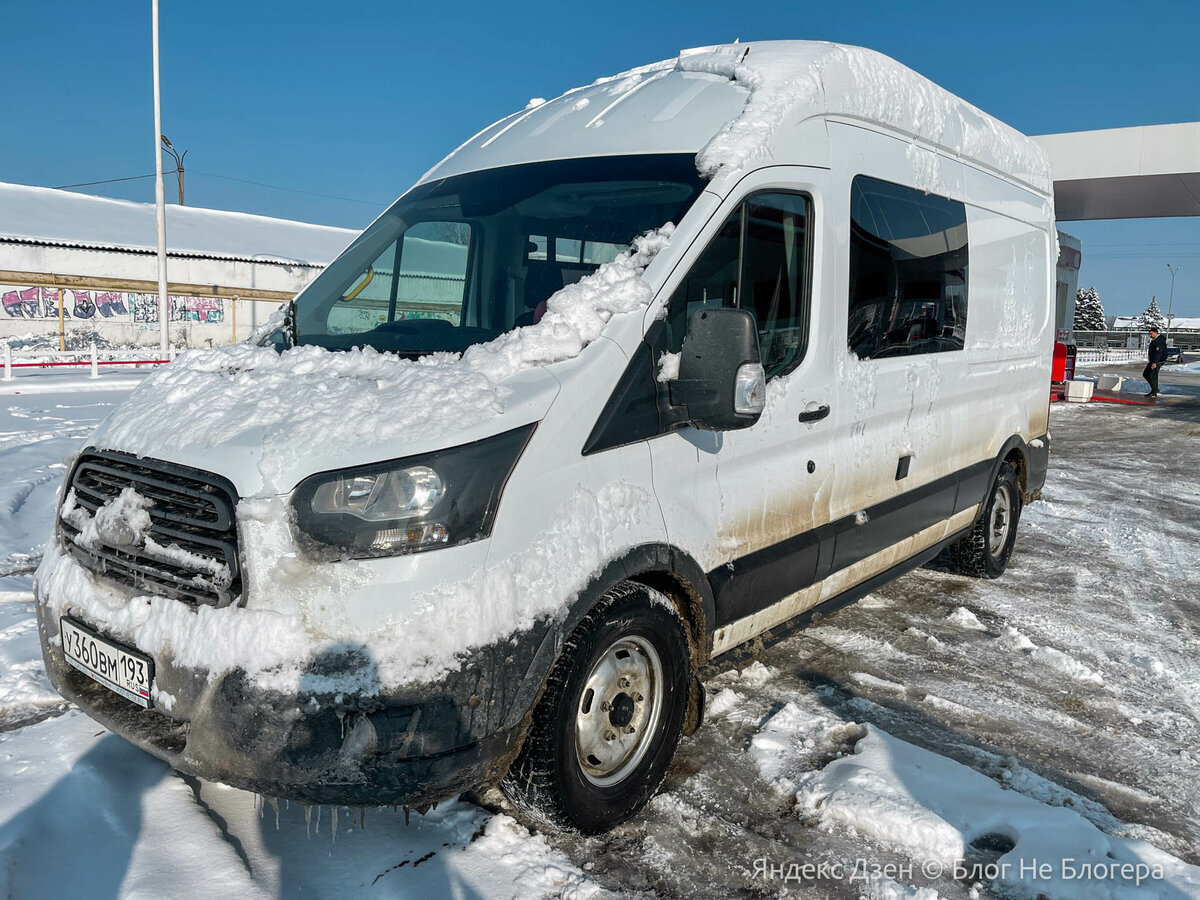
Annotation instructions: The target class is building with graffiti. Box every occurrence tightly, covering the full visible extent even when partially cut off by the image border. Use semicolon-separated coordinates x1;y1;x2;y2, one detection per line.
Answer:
0;181;357;347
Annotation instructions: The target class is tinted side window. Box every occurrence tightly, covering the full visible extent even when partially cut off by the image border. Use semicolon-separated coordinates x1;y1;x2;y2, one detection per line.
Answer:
742;193;810;377
848;176;968;359
667;192;812;378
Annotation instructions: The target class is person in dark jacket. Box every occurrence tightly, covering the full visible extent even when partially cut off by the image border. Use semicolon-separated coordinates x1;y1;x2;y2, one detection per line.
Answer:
1144;326;1168;397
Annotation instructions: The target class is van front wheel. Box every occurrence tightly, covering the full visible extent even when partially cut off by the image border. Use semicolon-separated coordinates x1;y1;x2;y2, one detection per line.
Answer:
939;463;1022;578
500;582;691;834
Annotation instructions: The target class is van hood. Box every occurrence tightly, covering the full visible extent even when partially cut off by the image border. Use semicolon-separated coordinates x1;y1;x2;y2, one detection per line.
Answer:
89;342;560;498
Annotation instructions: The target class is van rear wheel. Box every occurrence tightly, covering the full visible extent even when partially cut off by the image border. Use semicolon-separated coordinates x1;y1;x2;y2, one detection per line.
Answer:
938;463;1021;578
500;581;691;834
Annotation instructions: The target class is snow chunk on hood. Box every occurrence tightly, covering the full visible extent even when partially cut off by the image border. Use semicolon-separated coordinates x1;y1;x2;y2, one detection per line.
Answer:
91;226;673;493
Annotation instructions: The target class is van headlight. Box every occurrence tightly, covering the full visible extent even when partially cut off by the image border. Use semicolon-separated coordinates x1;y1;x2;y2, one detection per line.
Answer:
291;423;535;558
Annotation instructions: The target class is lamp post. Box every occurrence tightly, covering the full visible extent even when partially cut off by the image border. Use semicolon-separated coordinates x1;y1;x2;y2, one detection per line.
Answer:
151;0;168;353
161;135;187;205
1166;263;1180;338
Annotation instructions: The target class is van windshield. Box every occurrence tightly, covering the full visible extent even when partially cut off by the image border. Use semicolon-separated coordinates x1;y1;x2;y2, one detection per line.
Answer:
289;155;707;356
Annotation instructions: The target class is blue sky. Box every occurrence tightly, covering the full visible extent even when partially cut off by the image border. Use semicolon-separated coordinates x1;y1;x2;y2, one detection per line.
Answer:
2;1;1198;317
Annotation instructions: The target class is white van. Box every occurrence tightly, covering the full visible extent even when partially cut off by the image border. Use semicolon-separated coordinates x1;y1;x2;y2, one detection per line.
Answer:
36;41;1053;834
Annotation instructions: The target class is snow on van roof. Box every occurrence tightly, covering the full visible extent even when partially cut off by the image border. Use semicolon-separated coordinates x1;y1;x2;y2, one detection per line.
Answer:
424;41;1052;197
0;181;358;266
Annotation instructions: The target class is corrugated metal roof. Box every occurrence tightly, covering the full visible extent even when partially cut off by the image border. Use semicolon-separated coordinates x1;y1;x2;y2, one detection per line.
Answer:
0;181;359;266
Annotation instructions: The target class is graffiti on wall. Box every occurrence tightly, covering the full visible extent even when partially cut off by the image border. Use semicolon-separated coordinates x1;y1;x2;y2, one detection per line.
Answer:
1;285;222;325
130;293;224;324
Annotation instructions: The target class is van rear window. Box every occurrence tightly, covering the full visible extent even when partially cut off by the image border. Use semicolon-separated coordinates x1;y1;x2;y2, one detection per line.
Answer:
848;176;968;360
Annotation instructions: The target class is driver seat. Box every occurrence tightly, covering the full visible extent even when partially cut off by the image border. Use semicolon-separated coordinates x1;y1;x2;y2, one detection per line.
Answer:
515;264;563;328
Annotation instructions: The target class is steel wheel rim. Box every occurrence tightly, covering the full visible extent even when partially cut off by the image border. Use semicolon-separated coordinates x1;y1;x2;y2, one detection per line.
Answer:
988;484;1013;557
575;635;664;787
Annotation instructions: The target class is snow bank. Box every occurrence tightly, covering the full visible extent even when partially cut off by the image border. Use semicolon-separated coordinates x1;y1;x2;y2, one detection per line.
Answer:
748;700;865;788
763;720;1200;899
90;227;673;493
0;593;61;716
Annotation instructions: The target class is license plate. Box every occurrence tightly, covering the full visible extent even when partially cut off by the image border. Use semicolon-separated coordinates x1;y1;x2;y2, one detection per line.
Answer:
60;617;154;708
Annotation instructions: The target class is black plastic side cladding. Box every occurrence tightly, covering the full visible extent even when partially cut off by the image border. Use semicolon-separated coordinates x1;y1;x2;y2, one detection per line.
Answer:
1025;433;1050;497
583;320;674;455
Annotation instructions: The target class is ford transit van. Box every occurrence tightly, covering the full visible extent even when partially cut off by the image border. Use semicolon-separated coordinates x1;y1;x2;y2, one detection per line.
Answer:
36;41;1053;834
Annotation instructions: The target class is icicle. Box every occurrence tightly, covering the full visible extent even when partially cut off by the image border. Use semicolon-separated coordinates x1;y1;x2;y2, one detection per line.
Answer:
254;793;263;818
404;805;410;827
304;804;312;838
332;806;339;842
359;806;366;830
316;804;322;834
268;796;281;830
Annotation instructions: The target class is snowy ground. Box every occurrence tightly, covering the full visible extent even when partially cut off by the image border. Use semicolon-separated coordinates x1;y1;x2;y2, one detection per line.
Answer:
1;365;1198;899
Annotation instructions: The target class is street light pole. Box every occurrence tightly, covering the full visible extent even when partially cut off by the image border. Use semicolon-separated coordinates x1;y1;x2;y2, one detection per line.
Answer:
151;0;169;353
161;135;187;205
1166;263;1180;338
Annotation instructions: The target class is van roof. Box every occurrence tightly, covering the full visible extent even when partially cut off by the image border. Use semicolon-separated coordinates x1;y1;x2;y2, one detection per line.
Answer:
420;41;1052;198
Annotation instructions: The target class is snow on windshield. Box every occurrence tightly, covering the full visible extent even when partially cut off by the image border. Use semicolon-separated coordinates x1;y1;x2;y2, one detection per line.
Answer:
90;227;672;492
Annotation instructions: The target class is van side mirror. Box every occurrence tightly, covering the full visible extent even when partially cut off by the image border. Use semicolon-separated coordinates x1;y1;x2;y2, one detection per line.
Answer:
673;307;766;430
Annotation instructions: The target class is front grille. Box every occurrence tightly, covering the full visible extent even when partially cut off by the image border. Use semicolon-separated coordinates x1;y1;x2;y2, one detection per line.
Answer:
59;449;242;607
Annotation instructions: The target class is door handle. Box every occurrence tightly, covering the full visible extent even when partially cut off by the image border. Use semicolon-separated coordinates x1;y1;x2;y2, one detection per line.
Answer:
798;404;830;423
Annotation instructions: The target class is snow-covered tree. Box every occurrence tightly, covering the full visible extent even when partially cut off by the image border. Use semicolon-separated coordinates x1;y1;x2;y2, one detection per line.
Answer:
1139;296;1166;331
1073;286;1106;331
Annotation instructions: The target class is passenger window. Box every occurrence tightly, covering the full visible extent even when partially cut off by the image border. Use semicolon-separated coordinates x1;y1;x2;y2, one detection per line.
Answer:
326;221;470;334
667;192;812;378
848;176;968;359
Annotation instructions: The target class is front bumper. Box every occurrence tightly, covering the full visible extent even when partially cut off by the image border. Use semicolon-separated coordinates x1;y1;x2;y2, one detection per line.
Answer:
36;598;544;807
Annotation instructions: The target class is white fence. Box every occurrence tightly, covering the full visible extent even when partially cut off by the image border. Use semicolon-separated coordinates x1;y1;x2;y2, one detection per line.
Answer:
1075;348;1145;366
2;344;175;381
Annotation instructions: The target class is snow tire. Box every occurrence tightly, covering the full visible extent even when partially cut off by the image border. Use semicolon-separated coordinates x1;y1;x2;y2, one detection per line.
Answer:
937;463;1022;579
499;581;691;834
